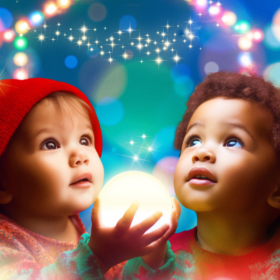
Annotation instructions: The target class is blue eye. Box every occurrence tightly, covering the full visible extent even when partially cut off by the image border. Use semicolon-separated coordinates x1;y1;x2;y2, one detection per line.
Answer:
225;139;243;148
186;136;202;147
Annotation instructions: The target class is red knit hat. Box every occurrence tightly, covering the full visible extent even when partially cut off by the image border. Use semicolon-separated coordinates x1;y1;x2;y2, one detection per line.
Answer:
0;78;102;157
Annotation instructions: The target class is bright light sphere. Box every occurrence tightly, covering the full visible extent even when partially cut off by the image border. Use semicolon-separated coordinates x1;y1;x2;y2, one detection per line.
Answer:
98;171;172;233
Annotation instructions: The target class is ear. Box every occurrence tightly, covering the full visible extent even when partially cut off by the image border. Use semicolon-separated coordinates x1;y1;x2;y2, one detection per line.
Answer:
267;180;280;209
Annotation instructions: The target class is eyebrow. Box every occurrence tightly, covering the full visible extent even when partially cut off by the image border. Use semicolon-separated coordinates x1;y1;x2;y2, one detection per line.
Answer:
186;121;254;140
34;124;93;138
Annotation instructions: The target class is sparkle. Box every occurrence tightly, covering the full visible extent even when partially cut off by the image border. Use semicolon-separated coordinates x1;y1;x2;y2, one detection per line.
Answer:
57;23;61;26
38;34;45;41
209;0;213;3
108;57;113;64
161;32;166;37
52;38;55;41
130;140;135;145
55;31;60;36
174;33;177;36
173;54;180;62
164;40;171;47
123;52;128;59
183;39;187;43
157;31;159;34
171;48;174;52
69;35;74;41
137;35;143;42
188;19;193;25
137;43;143;50
146;38;151;44
94;28;97;31
110;36;114;41
188;33;194;40
64;34;66;36
77;40;82;45
189;44;193;48
217;1;221;6
146;51;150;55
141;134;146;139
117;30;122;35
148;147;153;151
70;28;72;31
165;23;170;30
43;24;47;29
145;44;148;47
104;27;107;30
133;155;139;161
216;23;220;27
87;42;91;47
81;26;88;33
110;42;116;49
131;42;134;46
126;26;134;35
154;41;157;45
100;51;105;56
140;60;143;63
155;57;163;64
90;47;93;51
82;35;87;41
173;39;176;42
155;48;161;53
198;13;202;16
95;40;99;44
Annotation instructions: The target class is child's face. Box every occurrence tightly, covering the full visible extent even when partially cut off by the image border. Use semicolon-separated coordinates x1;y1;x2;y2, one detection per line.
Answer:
1;97;104;218
174;97;280;214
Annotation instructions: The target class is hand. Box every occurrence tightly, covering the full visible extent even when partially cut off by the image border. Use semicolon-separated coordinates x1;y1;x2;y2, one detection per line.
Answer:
141;197;181;269
88;198;170;274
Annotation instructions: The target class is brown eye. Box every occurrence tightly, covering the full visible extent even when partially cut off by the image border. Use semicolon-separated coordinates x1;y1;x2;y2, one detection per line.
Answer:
80;138;89;146
42;141;58;150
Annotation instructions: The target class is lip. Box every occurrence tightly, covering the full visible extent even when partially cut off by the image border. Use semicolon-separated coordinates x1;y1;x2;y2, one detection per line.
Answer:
70;172;92;187
187;167;217;185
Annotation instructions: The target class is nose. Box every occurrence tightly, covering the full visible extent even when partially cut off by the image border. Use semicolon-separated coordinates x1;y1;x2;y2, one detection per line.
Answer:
192;147;216;164
69;148;89;167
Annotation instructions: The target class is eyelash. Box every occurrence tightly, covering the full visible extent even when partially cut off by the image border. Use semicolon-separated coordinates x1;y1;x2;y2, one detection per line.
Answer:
41;134;93;149
184;134;244;148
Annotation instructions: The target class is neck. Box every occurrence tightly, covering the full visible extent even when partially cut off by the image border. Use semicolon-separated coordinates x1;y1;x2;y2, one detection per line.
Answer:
196;211;275;256
1;206;78;242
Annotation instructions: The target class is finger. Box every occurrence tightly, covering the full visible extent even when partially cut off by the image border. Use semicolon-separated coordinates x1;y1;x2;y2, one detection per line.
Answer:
139;224;170;246
114;202;139;235
91;198;101;229
130;211;163;236
171;197;181;218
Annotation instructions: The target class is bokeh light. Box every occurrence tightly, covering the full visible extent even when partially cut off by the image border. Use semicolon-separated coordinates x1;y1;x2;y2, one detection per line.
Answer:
14;36;28;50
208;5;221;16
264;25;280;49
204;61;219;75
15;19;30;34
174;78;194;98
0;8;13;31
13;52;28;67
96;97;124;126
93;63;127;102
119;15;137;32
44;2;58;16
3;29;15;42
195;0;207;8
238;36;252;50
272;25;280;43
234;20;250;34
170;63;190;84
238;52;252;67
273;8;280;26
13;68;28;80
57;0;72;9
152;156;179;196
222;11;237;26
98;171;172;232
29;11;44;26
88;3;107;22
65;55;78;68
263;63;280;87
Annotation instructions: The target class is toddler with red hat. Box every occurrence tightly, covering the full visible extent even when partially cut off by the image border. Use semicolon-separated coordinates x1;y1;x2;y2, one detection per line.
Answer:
0;78;179;279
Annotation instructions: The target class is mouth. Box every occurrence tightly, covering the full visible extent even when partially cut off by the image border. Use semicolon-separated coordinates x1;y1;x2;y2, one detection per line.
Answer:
187;167;217;184
70;173;92;187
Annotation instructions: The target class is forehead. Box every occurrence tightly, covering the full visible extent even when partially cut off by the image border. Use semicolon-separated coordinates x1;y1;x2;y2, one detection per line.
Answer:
188;97;274;137
16;97;92;136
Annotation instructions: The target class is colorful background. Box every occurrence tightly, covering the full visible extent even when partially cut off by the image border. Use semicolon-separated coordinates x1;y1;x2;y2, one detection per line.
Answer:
1;0;280;233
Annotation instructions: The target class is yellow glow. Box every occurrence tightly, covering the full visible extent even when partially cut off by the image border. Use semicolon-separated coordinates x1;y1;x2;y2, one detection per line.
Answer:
57;0;71;9
45;2;58;15
238;37;252;50
13;52;28;66
222;11;237;26
15;20;29;34
98;171;172;232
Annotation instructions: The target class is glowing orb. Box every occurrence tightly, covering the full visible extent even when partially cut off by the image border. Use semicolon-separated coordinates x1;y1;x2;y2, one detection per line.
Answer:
13;52;28;67
15;20;29;34
98;171;172;232
238;37;252;50
44;2;58;16
252;29;264;42
14;37;28;50
13;69;28;80
29;12;44;26
57;0;72;9
3;30;15;42
208;5;221;16
222;11;236;26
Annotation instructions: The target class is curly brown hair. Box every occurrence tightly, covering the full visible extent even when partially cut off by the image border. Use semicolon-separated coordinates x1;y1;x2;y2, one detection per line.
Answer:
174;72;280;158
